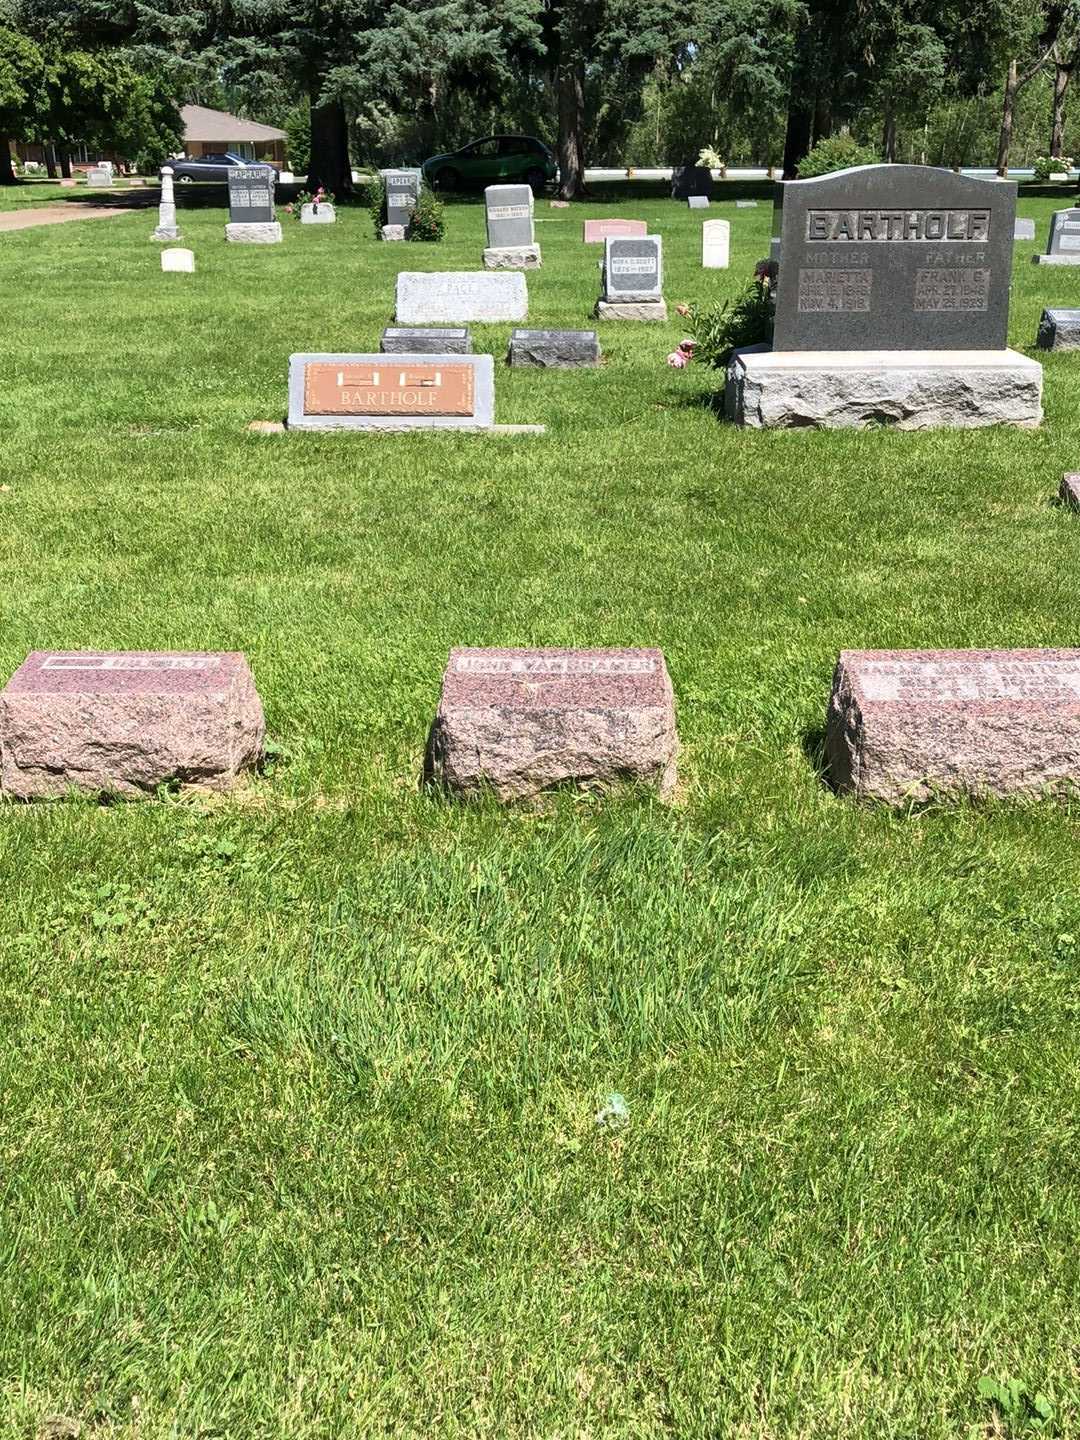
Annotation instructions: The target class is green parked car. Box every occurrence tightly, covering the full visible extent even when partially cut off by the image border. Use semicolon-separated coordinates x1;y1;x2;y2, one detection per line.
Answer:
421;135;556;193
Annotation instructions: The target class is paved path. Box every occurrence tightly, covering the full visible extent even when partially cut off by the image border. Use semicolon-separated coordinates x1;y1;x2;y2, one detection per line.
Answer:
0;202;139;233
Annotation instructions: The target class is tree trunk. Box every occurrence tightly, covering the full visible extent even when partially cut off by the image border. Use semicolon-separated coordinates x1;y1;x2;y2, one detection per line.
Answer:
0;137;16;185
997;58;1019;175
556;55;587;199
812;94;832;144
307;92;351;196
781;93;813;179
60;150;71;178
882;110;897;163
44;143;57;179
1052;59;1073;156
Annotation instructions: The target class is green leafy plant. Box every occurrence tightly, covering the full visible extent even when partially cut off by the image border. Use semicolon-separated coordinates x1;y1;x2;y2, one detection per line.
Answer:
368;175;387;238
697;146;724;169
797;134;880;178
679;266;775;369
977;1377;1057;1434
408;185;445;242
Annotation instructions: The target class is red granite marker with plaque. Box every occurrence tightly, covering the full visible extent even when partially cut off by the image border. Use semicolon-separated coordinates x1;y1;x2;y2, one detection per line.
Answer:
583;219;647;243
0;651;265;800
827;648;1080;802
426;646;678;801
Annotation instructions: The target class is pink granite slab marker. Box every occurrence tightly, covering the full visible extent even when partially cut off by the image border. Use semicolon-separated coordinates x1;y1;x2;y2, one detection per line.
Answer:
583;219;648;243
427;647;677;801
827;648;1080;803
0;651;265;800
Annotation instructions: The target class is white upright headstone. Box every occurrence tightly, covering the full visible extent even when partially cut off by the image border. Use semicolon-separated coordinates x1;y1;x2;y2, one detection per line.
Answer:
702;218;730;269
152;166;181;242
161;248;195;273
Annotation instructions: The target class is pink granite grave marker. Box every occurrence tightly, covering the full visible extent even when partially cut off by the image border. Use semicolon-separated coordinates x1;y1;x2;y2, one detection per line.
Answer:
426;647;677;800
827;648;1080;802
0;651;265;799
583;219;648;244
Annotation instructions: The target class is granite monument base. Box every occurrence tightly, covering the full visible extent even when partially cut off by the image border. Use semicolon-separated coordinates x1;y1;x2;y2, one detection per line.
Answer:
425;647;678;802
1037;309;1080;350
152;225;181;242
381;224;406;241
595;300;668;322
1032;253;1080;265
726;348;1042;430
225;222;283;244
827;649;1080;804
483;244;541;270
0;651;264;801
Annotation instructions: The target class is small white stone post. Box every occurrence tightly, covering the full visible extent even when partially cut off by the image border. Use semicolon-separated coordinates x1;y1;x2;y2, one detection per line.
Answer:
152;166;181;242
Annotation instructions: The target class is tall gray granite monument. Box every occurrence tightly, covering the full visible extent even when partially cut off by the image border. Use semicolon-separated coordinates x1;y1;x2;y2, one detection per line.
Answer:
726;163;1042;429
483;184;540;269
380;169;422;238
226;166;281;244
596;236;666;321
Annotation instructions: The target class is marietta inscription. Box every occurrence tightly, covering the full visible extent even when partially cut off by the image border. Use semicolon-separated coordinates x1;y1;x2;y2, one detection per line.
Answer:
303;363;475;416
806;208;991;242
798;268;872;313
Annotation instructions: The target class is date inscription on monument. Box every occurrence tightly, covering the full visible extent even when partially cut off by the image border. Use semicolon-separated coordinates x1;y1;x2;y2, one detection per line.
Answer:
858;656;1080;702
806;208;991;242
798;268;872;313
488;204;530;221
913;267;990;312
303;362;475;417
40;655;220;673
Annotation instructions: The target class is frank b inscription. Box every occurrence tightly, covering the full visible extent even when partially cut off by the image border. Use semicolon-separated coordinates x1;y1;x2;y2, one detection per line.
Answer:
303;362;475;417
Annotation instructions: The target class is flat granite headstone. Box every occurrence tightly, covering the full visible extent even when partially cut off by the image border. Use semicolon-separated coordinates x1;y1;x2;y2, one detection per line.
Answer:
381;168;421;228
1014;218;1036;240
508;329;600;368
381;326;472;354
826;648;1080;802
1033;208;1080;264
1037;308;1080;350
772;164;1015;351
395;271;527;324
602;235;662;301
702;218;730;269
161;248;194;273
425;647;678;801
583;218;647;243
672;166;714;201
287;352;495;431
300;202;335;224
688;195;710;209
0;651;264;800
227;166;275;225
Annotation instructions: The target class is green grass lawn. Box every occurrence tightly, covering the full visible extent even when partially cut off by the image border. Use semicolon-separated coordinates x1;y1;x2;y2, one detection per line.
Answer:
5;182;1080;1439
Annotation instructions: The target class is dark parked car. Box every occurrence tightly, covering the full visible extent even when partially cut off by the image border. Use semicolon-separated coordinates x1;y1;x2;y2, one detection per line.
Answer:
166;152;278;183
421;135;556;192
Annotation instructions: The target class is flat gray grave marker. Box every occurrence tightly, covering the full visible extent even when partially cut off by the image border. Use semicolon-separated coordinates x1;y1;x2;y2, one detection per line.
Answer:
771;163;1014;351
688;195;710;210
381;327;472;354
736;200;758;208
288;352;495;431
508;329;600;367
395;271;527;324
1014;218;1036;240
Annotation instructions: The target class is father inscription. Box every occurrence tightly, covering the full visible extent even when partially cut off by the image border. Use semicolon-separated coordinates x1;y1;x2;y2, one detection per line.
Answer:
425;647;678;801
826;648;1080;802
0;651;265;800
772;164;1015;351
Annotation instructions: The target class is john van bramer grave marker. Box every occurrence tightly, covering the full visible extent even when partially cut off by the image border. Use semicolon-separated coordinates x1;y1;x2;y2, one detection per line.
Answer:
425;648;678;801
288;353;495;432
725;163;1041;429
826;649;1080;803
226;166;281;244
0;651;264;800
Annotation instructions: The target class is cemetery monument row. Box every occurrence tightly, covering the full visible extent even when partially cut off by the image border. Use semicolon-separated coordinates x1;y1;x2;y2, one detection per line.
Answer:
425;647;678;801
0;651;264;800
826;649;1080;804
725;163;1042;430
597;235;666;321
483;184;541;269
287;353;495;432
1032;208;1080;264
226;166;281;244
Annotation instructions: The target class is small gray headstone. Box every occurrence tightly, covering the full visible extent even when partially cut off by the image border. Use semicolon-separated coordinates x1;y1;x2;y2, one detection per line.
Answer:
381;327;472;354
1033;208;1080;263
1037;308;1080;350
1014;218;1036;240
381;169;421;228
485;184;535;248
602;236;662;301
687;195;710;210
508;329;600;368
228;167;275;224
85;166;113;187
288;352;495;432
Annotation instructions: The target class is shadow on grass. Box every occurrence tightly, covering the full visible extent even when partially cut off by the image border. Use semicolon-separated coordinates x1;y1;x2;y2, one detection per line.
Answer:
801;724;833;790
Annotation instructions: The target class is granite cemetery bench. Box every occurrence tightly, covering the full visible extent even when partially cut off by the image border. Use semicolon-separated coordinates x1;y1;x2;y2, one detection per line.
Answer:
726;163;1042;429
483;184;540;269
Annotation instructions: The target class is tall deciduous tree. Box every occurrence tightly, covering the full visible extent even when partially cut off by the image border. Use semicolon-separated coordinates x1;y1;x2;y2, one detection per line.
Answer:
0;24;42;183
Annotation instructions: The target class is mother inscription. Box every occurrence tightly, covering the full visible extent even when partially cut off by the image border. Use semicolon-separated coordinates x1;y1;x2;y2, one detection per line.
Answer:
826;648;1080;802
772;164;1015;351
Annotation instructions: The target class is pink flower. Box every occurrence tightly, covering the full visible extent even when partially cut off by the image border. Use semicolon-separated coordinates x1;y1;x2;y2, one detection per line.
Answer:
678;338;696;354
666;351;687;368
285;203;293;213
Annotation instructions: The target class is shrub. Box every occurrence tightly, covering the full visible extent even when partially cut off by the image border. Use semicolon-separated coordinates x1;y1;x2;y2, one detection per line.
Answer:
679;266;775;368
1033;154;1073;180
408;186;445;242
797;134;879;178
285;102;311;176
368;176;387;238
